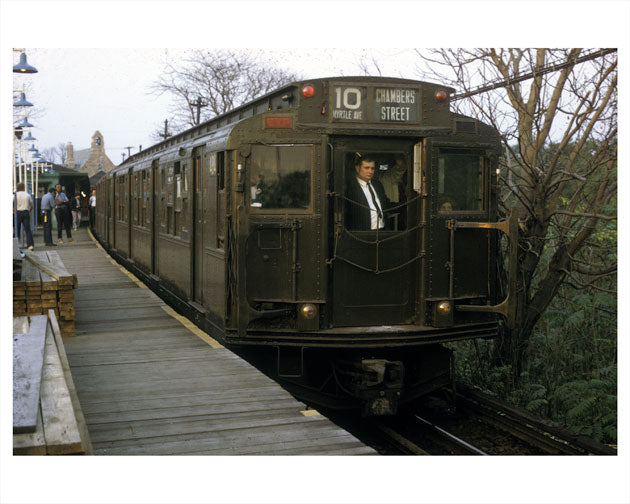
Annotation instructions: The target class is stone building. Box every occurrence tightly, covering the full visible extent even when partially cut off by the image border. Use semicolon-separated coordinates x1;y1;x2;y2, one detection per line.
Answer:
66;131;116;180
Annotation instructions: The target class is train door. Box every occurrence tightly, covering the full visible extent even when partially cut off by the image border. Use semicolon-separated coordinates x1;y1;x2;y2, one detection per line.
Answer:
329;137;420;327
424;140;491;305
192;148;204;304
151;160;158;275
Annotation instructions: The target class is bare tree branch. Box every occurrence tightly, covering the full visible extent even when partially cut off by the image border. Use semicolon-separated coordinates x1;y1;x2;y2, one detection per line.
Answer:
149;49;302;136
414;48;617;381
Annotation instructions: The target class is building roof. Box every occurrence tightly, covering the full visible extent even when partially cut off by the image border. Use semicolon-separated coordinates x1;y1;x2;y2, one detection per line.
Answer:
48;163;89;176
72;148;91;169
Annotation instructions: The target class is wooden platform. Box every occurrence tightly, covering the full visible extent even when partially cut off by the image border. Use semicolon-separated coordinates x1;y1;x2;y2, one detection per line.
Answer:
45;228;375;455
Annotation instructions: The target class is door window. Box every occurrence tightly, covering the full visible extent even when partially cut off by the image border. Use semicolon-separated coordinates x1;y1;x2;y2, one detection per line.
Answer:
343;151;409;231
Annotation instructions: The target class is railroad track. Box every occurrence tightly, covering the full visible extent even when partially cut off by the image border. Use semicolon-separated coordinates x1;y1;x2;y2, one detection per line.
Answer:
330;386;617;456
373;415;489;455
455;384;617;456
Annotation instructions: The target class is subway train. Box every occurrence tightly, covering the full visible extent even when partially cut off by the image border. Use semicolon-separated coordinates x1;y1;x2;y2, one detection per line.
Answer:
93;76;517;415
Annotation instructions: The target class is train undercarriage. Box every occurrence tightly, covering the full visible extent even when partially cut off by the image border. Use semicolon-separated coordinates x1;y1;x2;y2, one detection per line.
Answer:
233;343;455;416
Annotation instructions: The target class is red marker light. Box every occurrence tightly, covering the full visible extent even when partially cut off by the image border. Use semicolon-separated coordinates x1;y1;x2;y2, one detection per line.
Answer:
435;90;448;102
302;85;315;98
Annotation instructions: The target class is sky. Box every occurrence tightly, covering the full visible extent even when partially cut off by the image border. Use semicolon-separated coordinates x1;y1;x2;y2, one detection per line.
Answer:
2;2;629;504
11;47;428;164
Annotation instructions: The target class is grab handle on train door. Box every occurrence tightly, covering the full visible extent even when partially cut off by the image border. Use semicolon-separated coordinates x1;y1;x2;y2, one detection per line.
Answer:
452;210;519;329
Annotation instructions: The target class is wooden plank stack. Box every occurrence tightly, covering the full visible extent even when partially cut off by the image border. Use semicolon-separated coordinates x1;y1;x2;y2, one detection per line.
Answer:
13;313;92;455
13;316;48;434
13;238;23;280
13;251;78;337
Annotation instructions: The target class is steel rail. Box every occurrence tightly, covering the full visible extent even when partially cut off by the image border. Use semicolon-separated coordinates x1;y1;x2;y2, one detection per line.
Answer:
414;414;488;455
373;422;430;455
456;394;582;455
456;386;617;455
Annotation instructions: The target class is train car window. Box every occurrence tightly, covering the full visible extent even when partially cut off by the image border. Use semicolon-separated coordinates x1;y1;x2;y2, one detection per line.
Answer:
144;170;151;226
212;152;226;249
181;164;189;236
108;179;112;219
167;164;174;234
133;174;140;225
437;149;484;213
173;162;181;236
217;151;225;191
117;177;123;220
140;171;145;226
249;144;312;210
159;166;167;229
124;175;128;222
344;151;409;231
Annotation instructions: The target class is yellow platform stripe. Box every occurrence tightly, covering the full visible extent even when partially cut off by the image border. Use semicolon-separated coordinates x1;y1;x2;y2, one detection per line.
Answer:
161;305;224;349
300;409;321;417
89;229;220;347
123;269;147;288
88;228;105;251
88;233;146;288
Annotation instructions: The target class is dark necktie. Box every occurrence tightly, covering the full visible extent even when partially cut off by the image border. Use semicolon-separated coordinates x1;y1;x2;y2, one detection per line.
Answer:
367;182;382;218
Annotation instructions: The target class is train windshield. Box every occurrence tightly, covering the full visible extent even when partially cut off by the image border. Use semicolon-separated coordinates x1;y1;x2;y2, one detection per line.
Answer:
343;151;410;231
437;149;484;213
249;144;312;210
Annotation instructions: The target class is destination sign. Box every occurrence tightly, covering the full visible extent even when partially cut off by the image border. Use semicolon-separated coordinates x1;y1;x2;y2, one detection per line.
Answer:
331;85;419;123
332;86;367;122
373;87;419;123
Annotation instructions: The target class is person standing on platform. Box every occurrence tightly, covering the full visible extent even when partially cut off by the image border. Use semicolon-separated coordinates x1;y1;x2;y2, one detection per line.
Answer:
89;189;96;228
15;182;34;250
40;187;57;247
54;184;74;243
71;193;82;230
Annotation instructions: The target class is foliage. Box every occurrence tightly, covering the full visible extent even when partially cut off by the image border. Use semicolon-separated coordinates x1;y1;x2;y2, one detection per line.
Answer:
450;277;617;444
415;49;617;387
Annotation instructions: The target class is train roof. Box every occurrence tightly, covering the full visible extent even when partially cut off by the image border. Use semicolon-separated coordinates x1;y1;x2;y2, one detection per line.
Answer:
118;76;457;170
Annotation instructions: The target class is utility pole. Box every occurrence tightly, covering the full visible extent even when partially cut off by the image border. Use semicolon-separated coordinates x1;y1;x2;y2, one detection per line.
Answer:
121;153;126;162
158;119;172;140
195;97;208;125
124;146;133;157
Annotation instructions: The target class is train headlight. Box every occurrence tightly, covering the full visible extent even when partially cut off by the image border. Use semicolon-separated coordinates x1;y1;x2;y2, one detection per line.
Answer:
300;303;317;320
431;300;454;328
297;303;319;331
437;301;452;315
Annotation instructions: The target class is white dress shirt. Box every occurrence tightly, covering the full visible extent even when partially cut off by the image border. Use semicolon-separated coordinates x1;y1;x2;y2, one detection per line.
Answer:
356;177;384;230
16;191;32;211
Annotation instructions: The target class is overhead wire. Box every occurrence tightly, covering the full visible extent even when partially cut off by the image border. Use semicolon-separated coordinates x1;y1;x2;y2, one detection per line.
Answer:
451;49;617;101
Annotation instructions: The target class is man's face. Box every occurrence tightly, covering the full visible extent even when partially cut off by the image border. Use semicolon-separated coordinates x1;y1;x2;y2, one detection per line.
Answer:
355;161;376;182
55;185;61;192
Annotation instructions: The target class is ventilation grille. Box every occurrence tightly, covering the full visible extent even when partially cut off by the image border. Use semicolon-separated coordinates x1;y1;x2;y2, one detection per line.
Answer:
455;120;477;133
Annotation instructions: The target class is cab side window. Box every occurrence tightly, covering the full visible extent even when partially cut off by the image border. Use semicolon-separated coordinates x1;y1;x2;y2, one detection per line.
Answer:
437;149;484;213
249;145;312;210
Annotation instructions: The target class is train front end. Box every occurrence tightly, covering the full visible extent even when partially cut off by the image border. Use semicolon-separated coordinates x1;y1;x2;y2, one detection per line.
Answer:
224;77;515;414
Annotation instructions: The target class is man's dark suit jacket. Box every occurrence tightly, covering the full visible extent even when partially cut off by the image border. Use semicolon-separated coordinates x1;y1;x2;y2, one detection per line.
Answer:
345;176;392;230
